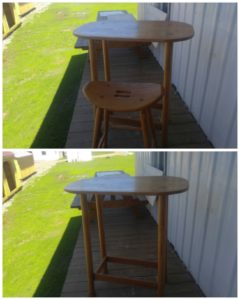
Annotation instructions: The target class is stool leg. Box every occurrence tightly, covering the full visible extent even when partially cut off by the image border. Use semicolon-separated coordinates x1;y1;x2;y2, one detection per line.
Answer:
95;194;108;273
80;194;95;297
156;195;168;296
146;108;157;148
103;110;109;148
92;107;103;148
140;110;150;148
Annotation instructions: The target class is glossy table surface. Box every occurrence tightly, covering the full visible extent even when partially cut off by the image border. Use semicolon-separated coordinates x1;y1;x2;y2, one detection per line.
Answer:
74;20;194;43
65;176;189;196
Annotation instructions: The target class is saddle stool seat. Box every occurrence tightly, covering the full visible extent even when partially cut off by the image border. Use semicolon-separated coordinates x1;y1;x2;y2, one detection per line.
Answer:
83;81;163;148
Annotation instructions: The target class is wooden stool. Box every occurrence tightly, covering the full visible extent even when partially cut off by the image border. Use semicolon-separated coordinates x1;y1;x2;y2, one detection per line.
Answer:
83;81;163;148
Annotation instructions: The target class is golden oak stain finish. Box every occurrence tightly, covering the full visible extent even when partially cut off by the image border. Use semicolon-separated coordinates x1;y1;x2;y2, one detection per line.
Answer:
65;175;189;296
74;20;194;147
65;175;188;196
74;21;194;43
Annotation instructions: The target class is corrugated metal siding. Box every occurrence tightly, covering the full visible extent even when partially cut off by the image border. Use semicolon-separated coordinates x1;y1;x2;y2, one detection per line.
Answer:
138;3;237;148
135;152;237;296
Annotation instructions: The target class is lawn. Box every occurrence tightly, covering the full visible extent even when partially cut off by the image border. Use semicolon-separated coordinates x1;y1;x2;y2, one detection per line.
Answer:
3;3;138;148
3;154;135;297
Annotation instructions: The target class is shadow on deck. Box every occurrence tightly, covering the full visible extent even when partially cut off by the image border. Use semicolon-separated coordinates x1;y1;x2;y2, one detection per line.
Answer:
66;47;212;148
61;206;204;297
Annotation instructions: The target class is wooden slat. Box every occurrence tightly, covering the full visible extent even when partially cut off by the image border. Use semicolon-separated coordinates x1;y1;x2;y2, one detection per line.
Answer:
107;256;157;268
61;205;205;297
96;257;108;274
94;273;157;289
71;197;148;210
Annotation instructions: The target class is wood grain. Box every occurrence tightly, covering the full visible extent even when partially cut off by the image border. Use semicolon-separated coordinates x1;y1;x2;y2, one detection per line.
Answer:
83;81;163;112
61;206;204;297
65;176;189;196
74;21;194;43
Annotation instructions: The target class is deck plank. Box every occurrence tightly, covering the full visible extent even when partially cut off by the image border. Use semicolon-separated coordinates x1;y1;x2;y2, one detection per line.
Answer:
66;47;212;148
61;207;204;297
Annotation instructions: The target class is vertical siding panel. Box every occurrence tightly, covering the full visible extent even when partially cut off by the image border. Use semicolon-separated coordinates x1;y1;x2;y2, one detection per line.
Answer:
168;153;179;245
197;153;226;294
175;4;187;90
176;4;206;109
138;3;237;147
210;154;237;296
211;9;237;147
165;152;237;296
200;5;237;146
191;4;219;120
135;151;237;296
171;3;181;85
225;101;237;148
190;153;215;280
176;153;191;257
182;153;201;266
178;4;195;99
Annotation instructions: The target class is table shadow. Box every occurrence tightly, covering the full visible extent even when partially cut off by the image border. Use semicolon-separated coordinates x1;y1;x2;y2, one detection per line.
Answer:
31;53;87;148
33;216;81;297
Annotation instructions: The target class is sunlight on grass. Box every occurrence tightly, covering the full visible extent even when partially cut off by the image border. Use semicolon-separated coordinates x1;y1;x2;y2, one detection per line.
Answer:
3;3;138;148
3;154;135;296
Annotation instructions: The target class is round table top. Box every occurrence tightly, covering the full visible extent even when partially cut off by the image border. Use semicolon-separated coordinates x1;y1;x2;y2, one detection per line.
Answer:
74;20;194;43
64;176;189;196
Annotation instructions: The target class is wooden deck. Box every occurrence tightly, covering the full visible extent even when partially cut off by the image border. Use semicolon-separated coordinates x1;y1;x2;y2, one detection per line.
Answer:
61;206;204;297
66;47;212;148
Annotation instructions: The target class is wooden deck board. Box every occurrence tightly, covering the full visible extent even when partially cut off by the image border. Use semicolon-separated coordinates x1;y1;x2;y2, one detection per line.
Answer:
66;47;212;148
61;206;204;297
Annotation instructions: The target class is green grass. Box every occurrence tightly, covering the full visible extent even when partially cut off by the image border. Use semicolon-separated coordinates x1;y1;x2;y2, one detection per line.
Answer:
3;154;135;297
3;3;138;148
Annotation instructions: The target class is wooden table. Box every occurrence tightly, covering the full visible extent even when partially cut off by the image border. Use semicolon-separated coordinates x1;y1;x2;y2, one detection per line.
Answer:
74;21;194;147
75;10;136;50
65;175;189;296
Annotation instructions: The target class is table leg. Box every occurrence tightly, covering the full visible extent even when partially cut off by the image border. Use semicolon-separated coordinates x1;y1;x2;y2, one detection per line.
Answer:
95;194;108;273
156;195;168;296
162;42;173;147
102;40;111;81
80;193;95;296
89;39;98;81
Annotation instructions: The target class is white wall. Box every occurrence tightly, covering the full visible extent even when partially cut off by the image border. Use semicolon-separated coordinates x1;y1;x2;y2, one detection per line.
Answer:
135;152;237;297
167;152;237;297
138;3;237;148
66;150;92;162
32;150;64;161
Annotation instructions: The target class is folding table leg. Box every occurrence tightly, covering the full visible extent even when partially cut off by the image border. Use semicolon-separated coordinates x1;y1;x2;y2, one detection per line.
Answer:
156;195;168;296
80;193;95;296
95;194;108;273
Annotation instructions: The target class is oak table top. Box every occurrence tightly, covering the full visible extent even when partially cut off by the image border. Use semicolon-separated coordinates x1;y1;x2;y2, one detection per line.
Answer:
74;20;194;43
64;175;189;196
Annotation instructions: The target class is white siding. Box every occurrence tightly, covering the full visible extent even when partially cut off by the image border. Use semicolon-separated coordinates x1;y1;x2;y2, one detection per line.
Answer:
135;152;237;297
32;150;63;161
138;3;237;148
168;152;237;297
66;151;92;162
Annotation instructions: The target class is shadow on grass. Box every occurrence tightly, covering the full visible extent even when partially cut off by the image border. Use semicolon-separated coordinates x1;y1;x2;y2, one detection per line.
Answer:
31;53;87;148
33;216;81;297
